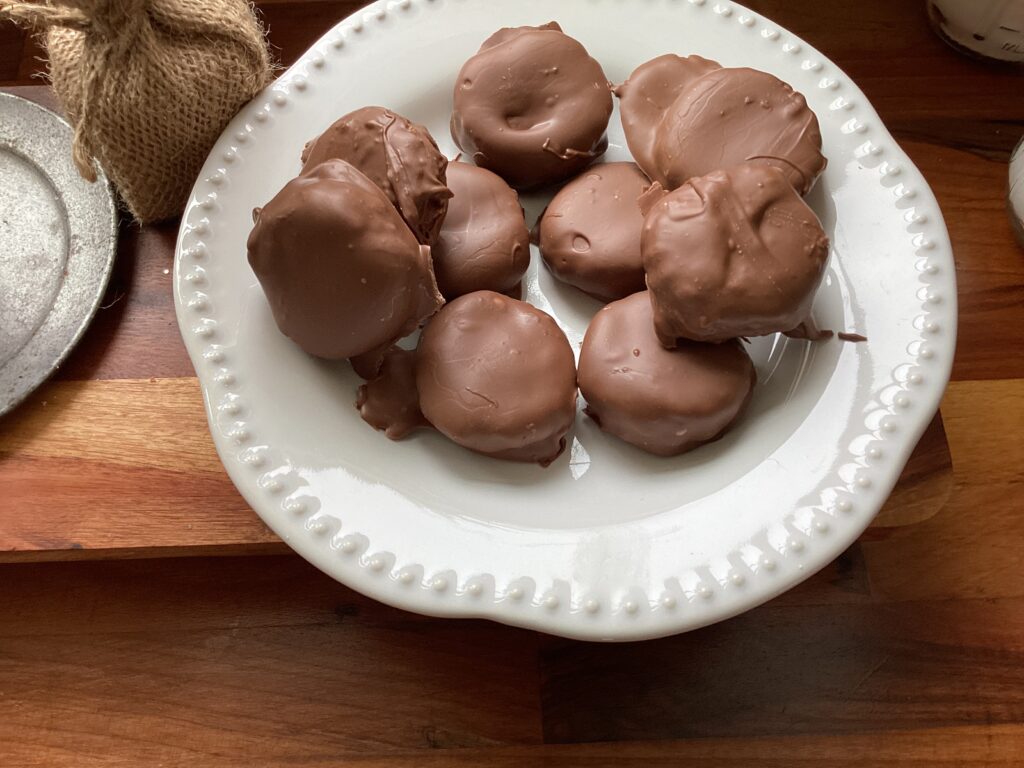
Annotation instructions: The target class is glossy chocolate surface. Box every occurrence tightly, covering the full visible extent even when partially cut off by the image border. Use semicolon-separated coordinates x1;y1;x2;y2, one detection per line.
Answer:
579;291;756;456
538;162;650;302
248;160;443;360
416;291;577;465
432;162;531;299
617;59;825;194
302;106;452;243
641;164;829;345
451;22;613;189
356;347;428;440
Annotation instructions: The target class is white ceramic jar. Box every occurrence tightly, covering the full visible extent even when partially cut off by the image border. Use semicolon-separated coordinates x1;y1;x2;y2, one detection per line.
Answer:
927;0;1024;62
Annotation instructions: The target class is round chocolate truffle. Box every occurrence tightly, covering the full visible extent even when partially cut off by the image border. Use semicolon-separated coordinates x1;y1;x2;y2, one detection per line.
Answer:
301;106;452;243
538;162;650;302
431;162;531;299
614;54;722;178
416;291;577;465
642;163;829;346
578;292;756;457
450;22;613;189
248;159;443;360
651;67;826;195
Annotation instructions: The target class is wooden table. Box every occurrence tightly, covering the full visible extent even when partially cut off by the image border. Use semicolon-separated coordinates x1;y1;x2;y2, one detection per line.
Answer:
2;2;1023;765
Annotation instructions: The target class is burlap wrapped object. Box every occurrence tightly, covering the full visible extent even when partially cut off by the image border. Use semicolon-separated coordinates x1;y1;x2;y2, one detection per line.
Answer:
1;0;272;223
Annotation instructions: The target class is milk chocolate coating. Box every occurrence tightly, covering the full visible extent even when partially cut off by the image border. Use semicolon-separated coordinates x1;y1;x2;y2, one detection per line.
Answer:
538;162;650;302
641;163;829;345
578;292;756;456
301;106;452;243
248;160;443;360
416;291;577;465
431;162;531;299
785;321;868;343
785;317;834;341
450;22;613;189
356;347;429;440
614;54;722;178
651;67;826;195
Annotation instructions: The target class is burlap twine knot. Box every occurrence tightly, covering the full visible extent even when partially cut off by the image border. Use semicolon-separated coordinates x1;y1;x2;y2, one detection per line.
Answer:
1;0;273;222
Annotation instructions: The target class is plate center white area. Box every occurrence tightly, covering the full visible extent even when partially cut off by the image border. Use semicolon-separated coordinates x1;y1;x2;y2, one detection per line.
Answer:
227;80;854;531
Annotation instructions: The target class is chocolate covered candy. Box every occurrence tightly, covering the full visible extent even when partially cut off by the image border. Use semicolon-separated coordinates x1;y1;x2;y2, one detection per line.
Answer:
301;106;452;243
451;22;613;189
537;162;649;302
617;58;826;195
579;291;756;456
615;54;721;177
641;163;829;345
432;162;531;299
416;291;577;465
248;159;443;360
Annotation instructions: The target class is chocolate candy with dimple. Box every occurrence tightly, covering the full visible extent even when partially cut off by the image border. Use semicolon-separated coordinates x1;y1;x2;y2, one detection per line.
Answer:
537;162;650;302
450;22;613;189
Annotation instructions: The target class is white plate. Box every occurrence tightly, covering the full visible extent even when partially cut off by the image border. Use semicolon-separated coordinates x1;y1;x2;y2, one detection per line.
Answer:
174;0;956;641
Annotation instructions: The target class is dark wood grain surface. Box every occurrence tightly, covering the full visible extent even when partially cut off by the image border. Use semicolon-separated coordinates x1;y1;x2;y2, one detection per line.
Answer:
1;0;1023;764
